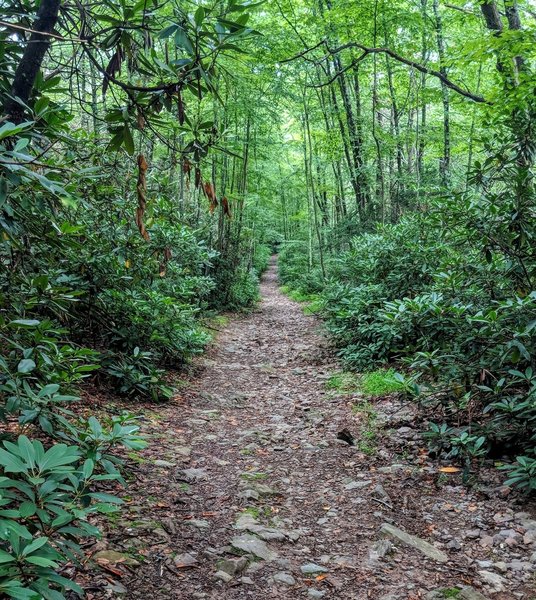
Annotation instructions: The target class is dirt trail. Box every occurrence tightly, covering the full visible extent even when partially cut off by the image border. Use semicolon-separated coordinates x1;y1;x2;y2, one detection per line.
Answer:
93;258;534;600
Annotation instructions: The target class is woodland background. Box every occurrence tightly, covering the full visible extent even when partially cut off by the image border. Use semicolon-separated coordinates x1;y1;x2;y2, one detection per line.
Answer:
0;0;535;597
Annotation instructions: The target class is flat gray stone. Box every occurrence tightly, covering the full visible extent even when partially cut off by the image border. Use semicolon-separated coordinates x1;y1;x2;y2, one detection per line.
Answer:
181;468;207;481
252;483;279;496
378;464;407;474
380;523;448;563
344;480;372;490
460;587;490;600
478;571;506;592
238;489;260;500
256;528;286;541
175;446;192;457
231;535;277;561
273;572;296;586
104;582;128;595
174;553;197;568
93;550;140;566
369;539;393;562
154;460;174;467
372;484;392;502
300;562;329;574
216;557;248;576
214;570;233;583
235;513;258;530
308;591;326;599
186;418;209;426
235;512;287;541
185;519;210;529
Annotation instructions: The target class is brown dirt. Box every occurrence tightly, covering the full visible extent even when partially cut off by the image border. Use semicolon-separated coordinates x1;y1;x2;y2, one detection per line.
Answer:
84;258;536;600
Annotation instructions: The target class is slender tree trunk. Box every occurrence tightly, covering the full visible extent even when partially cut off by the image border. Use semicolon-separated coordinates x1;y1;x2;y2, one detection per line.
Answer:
303;93;326;278
333;53;367;215
433;0;451;186
325;59;361;209
466;61;483;186
372;0;385;220
384;51;403;216
89;60;99;136
417;0;428;185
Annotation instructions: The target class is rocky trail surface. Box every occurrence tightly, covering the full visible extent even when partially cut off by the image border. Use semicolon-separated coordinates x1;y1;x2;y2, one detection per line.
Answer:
86;259;536;600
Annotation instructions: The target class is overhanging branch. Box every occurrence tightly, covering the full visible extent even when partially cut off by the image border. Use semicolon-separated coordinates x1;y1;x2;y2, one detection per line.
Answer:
283;39;490;104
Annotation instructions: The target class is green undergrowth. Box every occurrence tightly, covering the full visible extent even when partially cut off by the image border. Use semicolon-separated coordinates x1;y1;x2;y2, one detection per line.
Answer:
279;285;322;314
352;399;378;455
326;371;360;393
359;369;405;397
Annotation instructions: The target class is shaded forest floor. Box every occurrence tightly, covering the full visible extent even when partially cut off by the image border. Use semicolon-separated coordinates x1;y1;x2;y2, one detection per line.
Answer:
82;258;536;600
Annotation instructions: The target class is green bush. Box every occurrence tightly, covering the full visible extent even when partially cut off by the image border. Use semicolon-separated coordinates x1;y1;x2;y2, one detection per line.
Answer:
280;193;536;488
253;244;272;276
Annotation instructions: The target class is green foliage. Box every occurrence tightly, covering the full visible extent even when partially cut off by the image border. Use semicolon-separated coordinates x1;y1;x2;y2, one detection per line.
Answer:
279;86;536;488
252;244;272;276
0;421;144;599
502;456;536;491
102;348;173;402
0;0;268;594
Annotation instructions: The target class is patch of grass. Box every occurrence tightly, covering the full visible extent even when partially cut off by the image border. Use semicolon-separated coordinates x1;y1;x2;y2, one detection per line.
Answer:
352;400;378;455
212;315;229;327
359;368;404;397
127;451;147;464
303;296;323;314
439;589;461;599
358;429;377;455
351;399;377;419
326;371;360;394
280;285;319;305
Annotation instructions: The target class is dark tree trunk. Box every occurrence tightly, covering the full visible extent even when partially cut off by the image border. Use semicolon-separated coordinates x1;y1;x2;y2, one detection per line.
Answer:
4;0;62;123
333;53;368;215
480;1;503;31
504;0;524;74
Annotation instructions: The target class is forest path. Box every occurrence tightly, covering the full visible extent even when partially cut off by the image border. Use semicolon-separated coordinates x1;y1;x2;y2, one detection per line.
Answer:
94;258;527;600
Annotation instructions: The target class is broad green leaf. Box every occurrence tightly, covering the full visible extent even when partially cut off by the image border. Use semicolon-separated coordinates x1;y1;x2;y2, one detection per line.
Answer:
0;549;16;563
22;536;49;556
17;359;36;374
0;450;27;474
123;125;135;155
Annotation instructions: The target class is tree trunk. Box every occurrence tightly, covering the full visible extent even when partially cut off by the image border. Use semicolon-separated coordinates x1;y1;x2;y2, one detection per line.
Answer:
4;0;62;123
334;53;368;215
303;93;326;278
417;0;428;184
432;0;451;186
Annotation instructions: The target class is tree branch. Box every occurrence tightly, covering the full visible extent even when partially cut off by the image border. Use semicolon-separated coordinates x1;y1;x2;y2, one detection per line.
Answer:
283;39;490;104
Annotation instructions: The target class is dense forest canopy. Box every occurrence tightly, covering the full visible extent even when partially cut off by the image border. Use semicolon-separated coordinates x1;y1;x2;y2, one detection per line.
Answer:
1;0;536;597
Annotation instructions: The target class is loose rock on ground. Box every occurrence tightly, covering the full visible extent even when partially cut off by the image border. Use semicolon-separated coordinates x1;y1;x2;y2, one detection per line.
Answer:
84;259;536;599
